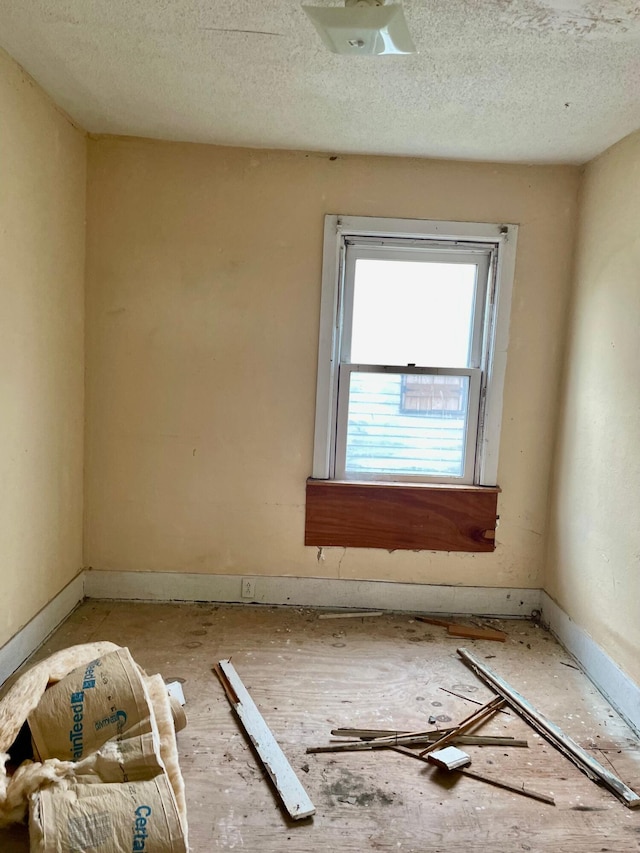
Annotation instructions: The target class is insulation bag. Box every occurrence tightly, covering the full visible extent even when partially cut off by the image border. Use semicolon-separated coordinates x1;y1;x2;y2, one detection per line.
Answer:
0;642;188;850
73;732;164;784
29;776;187;853
28;649;153;763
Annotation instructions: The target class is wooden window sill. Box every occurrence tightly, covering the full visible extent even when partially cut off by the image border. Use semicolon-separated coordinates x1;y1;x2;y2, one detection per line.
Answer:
305;479;500;552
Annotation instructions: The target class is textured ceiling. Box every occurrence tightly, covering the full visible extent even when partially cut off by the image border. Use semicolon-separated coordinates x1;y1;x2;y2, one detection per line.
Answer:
1;1;640;163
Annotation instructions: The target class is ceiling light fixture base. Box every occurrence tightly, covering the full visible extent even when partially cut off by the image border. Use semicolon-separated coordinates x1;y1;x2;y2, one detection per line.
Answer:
303;2;416;56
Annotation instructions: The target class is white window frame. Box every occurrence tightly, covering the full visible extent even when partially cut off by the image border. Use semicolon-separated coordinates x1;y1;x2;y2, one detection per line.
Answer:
312;215;518;486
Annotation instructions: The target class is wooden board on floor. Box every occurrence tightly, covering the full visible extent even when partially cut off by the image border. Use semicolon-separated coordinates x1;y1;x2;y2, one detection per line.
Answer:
214;659;315;820
415;616;507;641
447;624;507;642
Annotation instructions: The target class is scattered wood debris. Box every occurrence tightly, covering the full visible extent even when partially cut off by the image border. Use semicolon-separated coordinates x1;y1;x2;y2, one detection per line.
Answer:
213;659;315;820
414;616;451;628
331;727;403;739
388;745;555;806
329;727;527;747
439;686;511;714
308;731;527;754
416;616;507;642
309;668;565;809
418;696;506;756
457;647;640;809
309;646;638;811
447;624;507;642
307;728;455;754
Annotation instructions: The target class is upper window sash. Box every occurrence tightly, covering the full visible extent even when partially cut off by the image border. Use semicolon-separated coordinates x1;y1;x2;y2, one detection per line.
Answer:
341;243;492;370
312;216;518;486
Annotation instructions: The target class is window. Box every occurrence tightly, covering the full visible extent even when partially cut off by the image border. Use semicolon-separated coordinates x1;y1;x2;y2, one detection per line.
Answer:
312;216;517;488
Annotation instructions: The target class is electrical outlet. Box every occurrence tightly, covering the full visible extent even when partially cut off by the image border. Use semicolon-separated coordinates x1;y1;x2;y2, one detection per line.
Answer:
241;578;256;599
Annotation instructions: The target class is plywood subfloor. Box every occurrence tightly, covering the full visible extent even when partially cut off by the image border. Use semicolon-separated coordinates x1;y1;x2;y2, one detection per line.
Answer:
2;601;640;852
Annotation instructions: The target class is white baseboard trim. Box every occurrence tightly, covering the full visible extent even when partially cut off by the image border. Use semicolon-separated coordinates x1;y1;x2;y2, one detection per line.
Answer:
4;574;637;736
0;573;85;687
0;571;540;689
541;592;640;735
84;570;541;617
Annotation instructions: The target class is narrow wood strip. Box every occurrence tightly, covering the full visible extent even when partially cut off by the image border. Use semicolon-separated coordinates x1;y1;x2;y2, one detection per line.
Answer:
415;616;453;628
318;611;383;619
329;727;444;743
214;660;316;820
307;737;437;754
388;745;555;805
447;624;507;642
418;696;505;756
418;699;504;756
307;742;390;754
333;726;456;747
331;729;529;746
458;768;556;806
331;728;410;738
307;728;457;754
331;730;526;747
309;734;527;754
447;695;506;730
415;616;507;641
448;736;527;747
439;687;511;714
214;662;239;705
457;647;640;809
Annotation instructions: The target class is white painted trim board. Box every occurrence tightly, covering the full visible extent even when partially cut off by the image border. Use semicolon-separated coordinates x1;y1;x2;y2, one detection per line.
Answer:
0;573;85;687
84;570;541;617
541;592;640;736
217;659;315;819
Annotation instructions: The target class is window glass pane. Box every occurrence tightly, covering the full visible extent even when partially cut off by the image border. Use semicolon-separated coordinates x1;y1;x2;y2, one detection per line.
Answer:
344;372;470;478
350;259;477;367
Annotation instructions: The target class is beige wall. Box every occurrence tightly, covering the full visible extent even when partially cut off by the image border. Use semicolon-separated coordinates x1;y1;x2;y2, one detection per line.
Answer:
0;49;86;647
85;137;579;589
545;130;640;685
